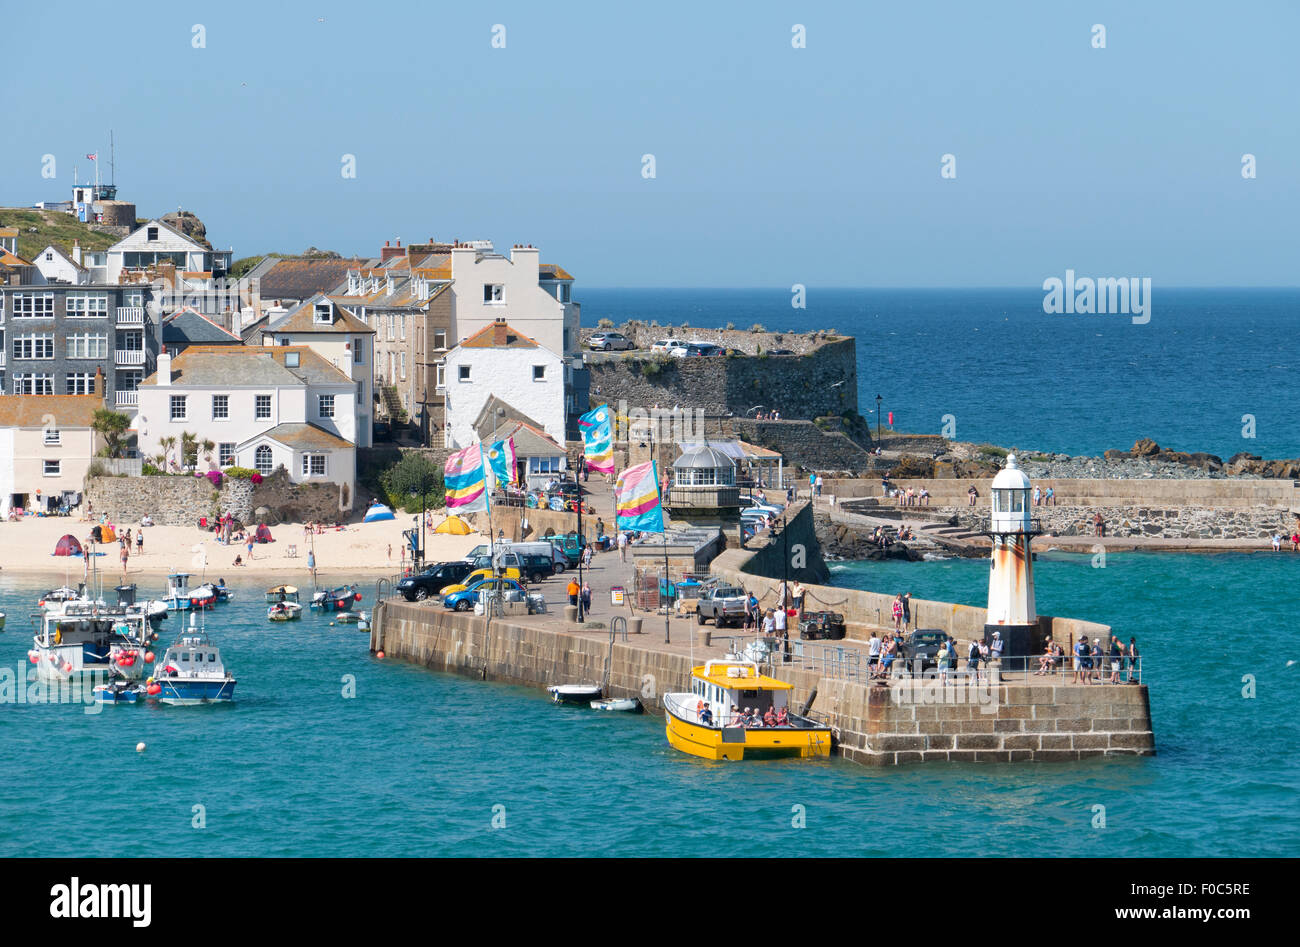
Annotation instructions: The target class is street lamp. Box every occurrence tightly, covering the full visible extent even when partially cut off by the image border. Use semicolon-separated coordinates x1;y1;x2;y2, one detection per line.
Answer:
875;394;882;442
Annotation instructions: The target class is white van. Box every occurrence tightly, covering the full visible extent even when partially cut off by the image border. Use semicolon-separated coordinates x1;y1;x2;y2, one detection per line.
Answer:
464;541;566;572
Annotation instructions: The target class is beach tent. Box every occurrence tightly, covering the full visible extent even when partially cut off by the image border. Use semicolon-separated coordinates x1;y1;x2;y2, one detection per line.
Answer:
255;524;274;543
363;503;395;523
53;534;84;557
99;525;116;543
434;515;472;535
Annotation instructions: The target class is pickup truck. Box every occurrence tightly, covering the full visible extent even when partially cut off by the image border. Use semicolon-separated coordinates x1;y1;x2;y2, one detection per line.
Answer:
695;585;750;628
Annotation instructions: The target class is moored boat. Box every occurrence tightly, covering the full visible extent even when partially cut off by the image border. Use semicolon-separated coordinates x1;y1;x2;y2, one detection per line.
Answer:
267;600;302;621
163;573;215;611
30;603;154;683
93;680;147;704
311;585;361;612
147;619;236;705
548;683;603;705
591;697;642;712
663;660;832;761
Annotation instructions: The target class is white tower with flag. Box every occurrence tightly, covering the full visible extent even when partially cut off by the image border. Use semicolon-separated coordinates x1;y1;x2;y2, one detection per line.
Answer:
984;454;1040;666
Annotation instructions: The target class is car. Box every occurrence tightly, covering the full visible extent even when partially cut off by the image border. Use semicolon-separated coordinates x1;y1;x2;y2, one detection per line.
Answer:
518;554;558;583
651;338;687;354
441;565;523;597
588;332;634;351
670;341;723;358
695;585;749;628
396;561;475;601
443;577;525;611
902;629;953;672
766;348;796;356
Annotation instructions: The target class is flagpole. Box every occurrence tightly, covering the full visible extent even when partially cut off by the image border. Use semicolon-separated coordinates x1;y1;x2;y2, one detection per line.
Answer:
482;444;497;579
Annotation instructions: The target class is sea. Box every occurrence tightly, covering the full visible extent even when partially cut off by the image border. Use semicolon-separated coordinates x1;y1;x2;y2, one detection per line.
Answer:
1;289;1296;858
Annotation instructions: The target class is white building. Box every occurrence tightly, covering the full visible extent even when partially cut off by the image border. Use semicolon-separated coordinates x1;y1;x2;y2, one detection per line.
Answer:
135;345;358;494
102;219;232;285
441;318;565;449
32;244;88;285
0;393;103;517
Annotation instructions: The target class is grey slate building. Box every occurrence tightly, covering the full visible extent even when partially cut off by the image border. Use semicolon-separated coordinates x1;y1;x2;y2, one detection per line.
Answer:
0;283;160;409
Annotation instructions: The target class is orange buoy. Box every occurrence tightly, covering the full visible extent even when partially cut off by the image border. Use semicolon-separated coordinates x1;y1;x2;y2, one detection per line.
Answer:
376;650;385;659
147;683;162;696
145;651;155;663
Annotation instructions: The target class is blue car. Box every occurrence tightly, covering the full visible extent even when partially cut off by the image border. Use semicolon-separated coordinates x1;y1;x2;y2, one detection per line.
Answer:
443;577;524;611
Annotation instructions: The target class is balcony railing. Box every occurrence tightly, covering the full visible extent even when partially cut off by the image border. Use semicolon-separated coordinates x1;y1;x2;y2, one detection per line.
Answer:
116;307;145;326
115;349;145;366
115;390;139;408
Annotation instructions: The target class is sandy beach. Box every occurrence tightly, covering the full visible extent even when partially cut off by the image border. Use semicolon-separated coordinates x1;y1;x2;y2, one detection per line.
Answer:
0;515;484;584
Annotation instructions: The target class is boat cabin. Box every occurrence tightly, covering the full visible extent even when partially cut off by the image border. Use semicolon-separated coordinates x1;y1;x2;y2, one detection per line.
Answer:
688;660;792;726
161;636;228;677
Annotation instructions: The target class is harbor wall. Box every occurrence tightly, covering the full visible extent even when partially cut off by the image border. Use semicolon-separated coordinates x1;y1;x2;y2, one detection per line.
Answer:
84;470;349;527
369;601;1155;765
933;503;1295;541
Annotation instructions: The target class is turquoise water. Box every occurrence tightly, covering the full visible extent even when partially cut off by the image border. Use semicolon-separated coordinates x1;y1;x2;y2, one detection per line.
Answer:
1;555;1296;857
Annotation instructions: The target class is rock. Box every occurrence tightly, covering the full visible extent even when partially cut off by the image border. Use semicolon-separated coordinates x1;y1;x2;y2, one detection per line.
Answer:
1227;452;1262;465
1131;438;1161;457
1103;449;1131;461
1185;452;1223;472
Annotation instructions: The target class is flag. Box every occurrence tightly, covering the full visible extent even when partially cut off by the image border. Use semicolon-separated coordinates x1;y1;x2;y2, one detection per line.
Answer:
615;460;664;533
85;153;97;160
485;437;516;487
444;444;489;513
579;404;614;474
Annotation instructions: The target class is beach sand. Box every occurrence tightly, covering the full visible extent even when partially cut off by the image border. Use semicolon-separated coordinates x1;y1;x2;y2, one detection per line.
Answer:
0;515;483;584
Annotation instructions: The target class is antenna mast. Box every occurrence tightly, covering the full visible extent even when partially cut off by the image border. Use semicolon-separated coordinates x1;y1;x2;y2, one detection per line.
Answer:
110;130;115;185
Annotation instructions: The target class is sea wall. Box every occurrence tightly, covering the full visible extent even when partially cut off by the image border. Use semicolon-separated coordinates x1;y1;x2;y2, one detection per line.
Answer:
587;337;858;419
84;471;349;527
933;503;1296;540
729;419;875;473
370;601;1154;765
736;500;831;584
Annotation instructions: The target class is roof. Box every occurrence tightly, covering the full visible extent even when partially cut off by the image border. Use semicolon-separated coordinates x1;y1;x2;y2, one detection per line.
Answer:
254;257;363;303
991;454;1032;490
736;439;782;459
266;294;374;335
456;321;540;349
539;263;574;281
692;662;792;692
673;444;736;470
471;395;546;440
485;418;564;455
37;244;86;271
239;422;353;451
0;226;19;238
143;345;351;388
162;309;242;347
0;394;103;429
0;248;31;267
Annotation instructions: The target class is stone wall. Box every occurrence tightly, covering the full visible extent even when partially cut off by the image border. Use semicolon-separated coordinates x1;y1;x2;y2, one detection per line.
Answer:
582;322;845;356
85;470;348;527
735;500;830;584
729;419;875;474
937;504;1296;541
587;337;858;418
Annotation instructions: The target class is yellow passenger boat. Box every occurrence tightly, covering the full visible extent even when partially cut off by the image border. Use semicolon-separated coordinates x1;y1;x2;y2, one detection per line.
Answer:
663;660;832;761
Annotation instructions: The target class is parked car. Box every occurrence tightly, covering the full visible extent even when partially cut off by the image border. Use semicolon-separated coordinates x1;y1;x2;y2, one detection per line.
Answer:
518;554;558;583
903;629;952;671
651;337;687;354
695;585;749;628
443;577;525;611
670;341;723;358
766;348;796;356
441;563;523;596
396;561;475;601
588;332;634;351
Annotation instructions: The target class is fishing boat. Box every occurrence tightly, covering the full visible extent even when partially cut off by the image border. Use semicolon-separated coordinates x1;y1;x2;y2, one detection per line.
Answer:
148;616;236;705
38;585;100;612
163;572;215;611
311;585;361;612
267;600;302;621
29;603;154;683
591;697;642;712
200;579;234;603
93;680;147;704
114;584;168;625
548;683;604;705
663;659;832;761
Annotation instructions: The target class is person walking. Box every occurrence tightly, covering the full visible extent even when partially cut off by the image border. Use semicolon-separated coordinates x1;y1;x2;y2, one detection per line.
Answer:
566;577;580;607
618;531;628;562
791;581;805;619
1073;636;1089;684
967;637;982;683
773;600;788;640
761;609;775;637
901;592;912;632
119;541;129;577
307;549;317;584
580;580;592;615
136;528;144;557
246;535;255;561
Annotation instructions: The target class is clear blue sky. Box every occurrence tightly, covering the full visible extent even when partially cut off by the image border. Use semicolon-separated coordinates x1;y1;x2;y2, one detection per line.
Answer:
3;1;1296;287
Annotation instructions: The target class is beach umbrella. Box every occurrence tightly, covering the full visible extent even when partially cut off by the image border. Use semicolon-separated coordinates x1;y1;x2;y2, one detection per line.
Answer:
53;534;84;557
434;515;472;535
362;503;395;523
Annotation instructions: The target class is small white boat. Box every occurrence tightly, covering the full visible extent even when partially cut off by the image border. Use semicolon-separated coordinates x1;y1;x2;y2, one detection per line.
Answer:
147;616;236;705
267;601;302;621
0;610;6;631
590;697;642;713
548;683;603;705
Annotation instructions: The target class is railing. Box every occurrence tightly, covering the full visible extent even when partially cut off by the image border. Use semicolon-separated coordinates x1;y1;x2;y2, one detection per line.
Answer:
115;307;145;326
114;390;139;408
115;349;145;365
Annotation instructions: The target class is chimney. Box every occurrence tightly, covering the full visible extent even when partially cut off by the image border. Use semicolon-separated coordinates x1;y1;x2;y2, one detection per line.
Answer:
156;352;172;387
381;239;404;263
93;366;103;399
492;316;508;347
72;240;82;266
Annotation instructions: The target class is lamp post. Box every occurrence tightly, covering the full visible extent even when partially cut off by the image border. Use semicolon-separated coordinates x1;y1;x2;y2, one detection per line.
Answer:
875;394;882;442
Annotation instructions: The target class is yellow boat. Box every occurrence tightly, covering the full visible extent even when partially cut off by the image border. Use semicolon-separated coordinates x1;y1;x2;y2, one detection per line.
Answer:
663;660;832;761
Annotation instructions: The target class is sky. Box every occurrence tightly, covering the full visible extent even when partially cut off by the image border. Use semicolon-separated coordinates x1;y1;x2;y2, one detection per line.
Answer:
2;1;1296;288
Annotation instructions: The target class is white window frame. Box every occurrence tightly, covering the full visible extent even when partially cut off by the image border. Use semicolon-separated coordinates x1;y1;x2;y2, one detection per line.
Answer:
532;365;546;381
218;442;236;466
300;453;327;478
483;284;504;304
212;394;229;420
169;395;187;422
43;459;61;477
400;352;406;380
436;363;446;390
313;302;332;324
44;427;61;446
254;444;274;474
318;394;335;419
65;373;95;395
458;364;470;383
66;332;108;359
13;332;55;360
12;293;54;318
12;373;54;395
433;330;447;350
67;293;109;317
255;394;272;421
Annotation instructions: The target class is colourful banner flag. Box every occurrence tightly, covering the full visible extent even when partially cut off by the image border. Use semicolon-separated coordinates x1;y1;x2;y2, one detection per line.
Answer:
485;437;517;487
444;444;489;513
579;404;615;474
615;460;664;533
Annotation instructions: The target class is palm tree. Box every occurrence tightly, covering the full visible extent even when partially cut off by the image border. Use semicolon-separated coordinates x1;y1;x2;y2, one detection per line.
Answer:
180;431;198;470
159;436;177;470
200;438;216;469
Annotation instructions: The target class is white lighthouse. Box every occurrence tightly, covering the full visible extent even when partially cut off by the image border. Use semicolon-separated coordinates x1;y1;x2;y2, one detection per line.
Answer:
984;454;1040;666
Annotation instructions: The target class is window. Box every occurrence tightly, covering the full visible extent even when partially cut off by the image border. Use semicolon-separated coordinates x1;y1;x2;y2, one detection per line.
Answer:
318;394;335;419
313;302;332;324
66;333;108;359
44;427;61;445
43;460;61;476
12;373;54;395
399;314;405;340
387;314;394;341
301;454;326;477
533;365;546;381
12;293;54;317
400;352;406;379
458;365;471;382
146;227;159;241
169;395;187;422
13;333;54;360
436;363;446;390
254;445;273;474
483;284;504;304
218;443;235;466
353;338;363;364
212;394;229;420
65;373;95;395
119;332;143;351
124;291;144;308
67;293;109;317
433;330;447;350
529;456;560;474
255;395;271;420
559;283;571;303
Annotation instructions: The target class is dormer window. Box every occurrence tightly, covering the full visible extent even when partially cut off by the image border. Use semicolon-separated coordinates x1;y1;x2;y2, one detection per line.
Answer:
147;227;158;242
313;302;332;324
285;351;300;368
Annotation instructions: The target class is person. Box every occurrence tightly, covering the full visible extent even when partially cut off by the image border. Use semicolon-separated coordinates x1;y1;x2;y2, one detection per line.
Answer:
566;578;580;607
387;543;392;563
699;704;714;726
233;554;244;566
763;706;777;727
1094;512;1106;537
892;594;903;631
1045;486;1055;506
968;637;983;682
136;529;144;556
936;640;950;684
880;637;897;677
582;544;594;568
773;601;787;639
746;591;759;630
1033;485;1042;507
1108;635;1123;684
761;609;775;637
595;517;605;539
989;630;1004;665
1091;638;1104;684
867;632;882;676
618;531;628;562
967;485;979;507
1272;533;1283;552
786;485;795;504
728;705;741;727
307;549;317;583
902;592;912;631
814;474;823;497
920;487;930;506
791;581;805;617
246;535;255;561
1126;637;1140;682
580;580;592;614
1073;636;1090;683
1035;637;1054;675
119;542;129;576
776;706;789;726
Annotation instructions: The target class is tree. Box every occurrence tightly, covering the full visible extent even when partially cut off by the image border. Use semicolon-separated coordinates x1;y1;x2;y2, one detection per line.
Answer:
181;431;199;469
91;409;131;458
159;436;177;470
379;452;445;513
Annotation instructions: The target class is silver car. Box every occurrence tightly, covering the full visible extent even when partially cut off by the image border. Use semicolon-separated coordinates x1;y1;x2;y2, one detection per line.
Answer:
588;332;634;351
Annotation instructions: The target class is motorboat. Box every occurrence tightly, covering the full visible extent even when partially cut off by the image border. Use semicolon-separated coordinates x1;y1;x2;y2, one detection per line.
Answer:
663;659;832;761
267;600;302;621
590;697;642;712
147;616;236;705
163;573;215;611
547;683;604;705
93;680;147;704
29;603;154;683
311;585;361;612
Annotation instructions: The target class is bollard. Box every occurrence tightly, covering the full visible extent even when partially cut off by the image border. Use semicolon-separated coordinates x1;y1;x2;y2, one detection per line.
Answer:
629;617;643;635
564;605;579;624
699;629;712;648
